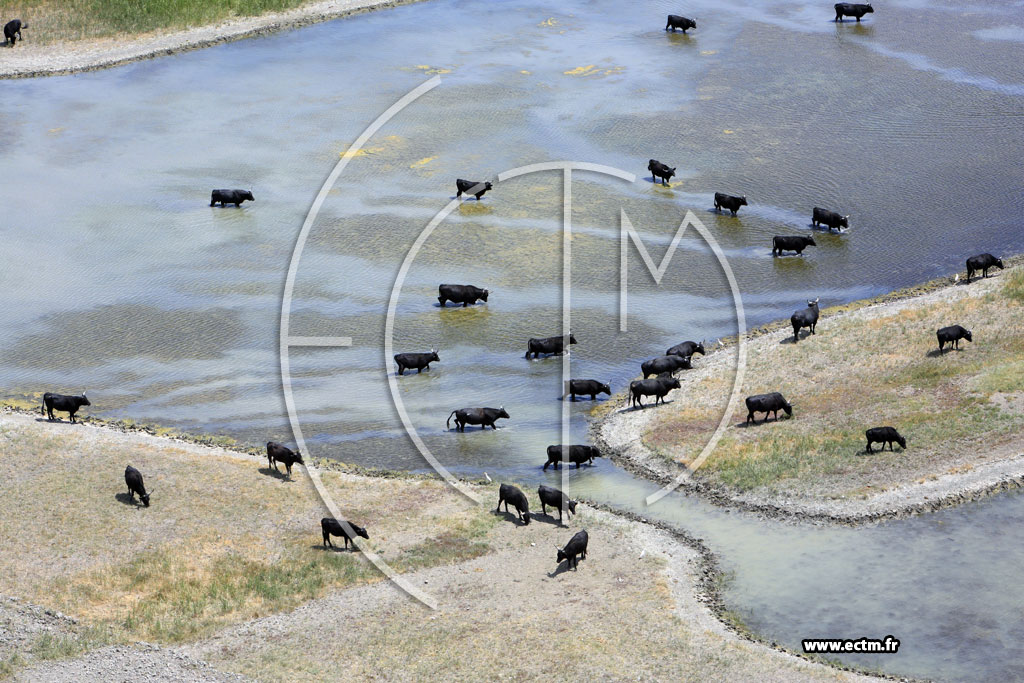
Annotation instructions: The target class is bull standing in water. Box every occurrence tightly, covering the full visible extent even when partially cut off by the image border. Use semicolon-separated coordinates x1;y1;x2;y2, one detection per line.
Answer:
447;407;510;431
834;3;873;21
665;15;696;32
526;333;577;359
210;189;254;207
714;193;747;216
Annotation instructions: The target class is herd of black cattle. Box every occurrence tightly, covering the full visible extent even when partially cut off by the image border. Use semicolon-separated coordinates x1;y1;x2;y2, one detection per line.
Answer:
30;3;1009;573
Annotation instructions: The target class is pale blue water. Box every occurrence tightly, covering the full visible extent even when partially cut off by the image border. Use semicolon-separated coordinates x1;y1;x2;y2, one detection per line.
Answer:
2;0;1023;678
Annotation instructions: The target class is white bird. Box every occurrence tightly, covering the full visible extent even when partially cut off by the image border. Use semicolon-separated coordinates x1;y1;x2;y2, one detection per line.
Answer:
484;472;492;482
954;273;960;283
639;549;646;559
718;339;725;347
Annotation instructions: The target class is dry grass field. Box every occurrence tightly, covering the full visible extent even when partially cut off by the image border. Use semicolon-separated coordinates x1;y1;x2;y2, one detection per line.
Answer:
0;1;311;45
639;266;1024;499
0;411;879;681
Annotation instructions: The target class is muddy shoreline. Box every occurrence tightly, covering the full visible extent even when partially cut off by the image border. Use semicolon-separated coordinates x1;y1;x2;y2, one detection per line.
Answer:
593;255;1024;526
0;0;429;80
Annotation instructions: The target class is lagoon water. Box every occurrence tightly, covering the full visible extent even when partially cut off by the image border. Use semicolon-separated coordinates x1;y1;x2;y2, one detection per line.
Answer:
1;0;1023;678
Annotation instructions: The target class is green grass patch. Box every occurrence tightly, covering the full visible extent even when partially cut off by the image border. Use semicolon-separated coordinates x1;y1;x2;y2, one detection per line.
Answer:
1004;268;1024;303
708;431;860;492
54;515;497;644
393;515;496;573
29;625;113;661
0;653;25;680
2;0;317;44
647;265;1024;496
63;545;380;643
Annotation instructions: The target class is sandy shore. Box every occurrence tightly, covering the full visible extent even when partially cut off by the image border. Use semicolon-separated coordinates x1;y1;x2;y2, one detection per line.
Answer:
0;0;428;79
595;261;1024;525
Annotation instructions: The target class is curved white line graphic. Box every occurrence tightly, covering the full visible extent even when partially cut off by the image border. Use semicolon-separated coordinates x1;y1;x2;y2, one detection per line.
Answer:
280;76;442;610
385;162;637;505
644;217;746;506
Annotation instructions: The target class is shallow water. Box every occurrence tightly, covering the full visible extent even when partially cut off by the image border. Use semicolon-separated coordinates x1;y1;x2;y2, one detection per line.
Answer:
2;0;1023;678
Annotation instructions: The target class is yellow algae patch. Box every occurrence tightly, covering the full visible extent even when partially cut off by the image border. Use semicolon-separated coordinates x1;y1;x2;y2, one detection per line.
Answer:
700;50;717;55
458;202;493;217
410;156;437;168
339;134;403;158
47;127;65;135
563;64;625;77
564;64;596;76
723;129;735;134
519;70;531;75
412;64;452;75
538;17;557;27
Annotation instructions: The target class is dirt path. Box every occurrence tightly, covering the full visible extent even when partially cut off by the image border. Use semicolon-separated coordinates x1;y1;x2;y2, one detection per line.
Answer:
0;0;428;79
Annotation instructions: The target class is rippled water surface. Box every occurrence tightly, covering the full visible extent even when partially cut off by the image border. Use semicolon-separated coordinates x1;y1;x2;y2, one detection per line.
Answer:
2;0;1023;678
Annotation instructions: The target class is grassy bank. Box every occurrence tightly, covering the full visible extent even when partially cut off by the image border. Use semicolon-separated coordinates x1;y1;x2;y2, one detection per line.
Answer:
0;410;496;669
1;412;882;681
638;265;1024;500
1;1;312;44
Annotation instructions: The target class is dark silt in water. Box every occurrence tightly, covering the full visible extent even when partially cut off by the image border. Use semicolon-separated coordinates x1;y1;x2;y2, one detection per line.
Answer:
1;0;1023;678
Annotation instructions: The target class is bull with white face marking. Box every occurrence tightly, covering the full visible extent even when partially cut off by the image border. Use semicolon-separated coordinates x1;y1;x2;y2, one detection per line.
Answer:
4;20;27;46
